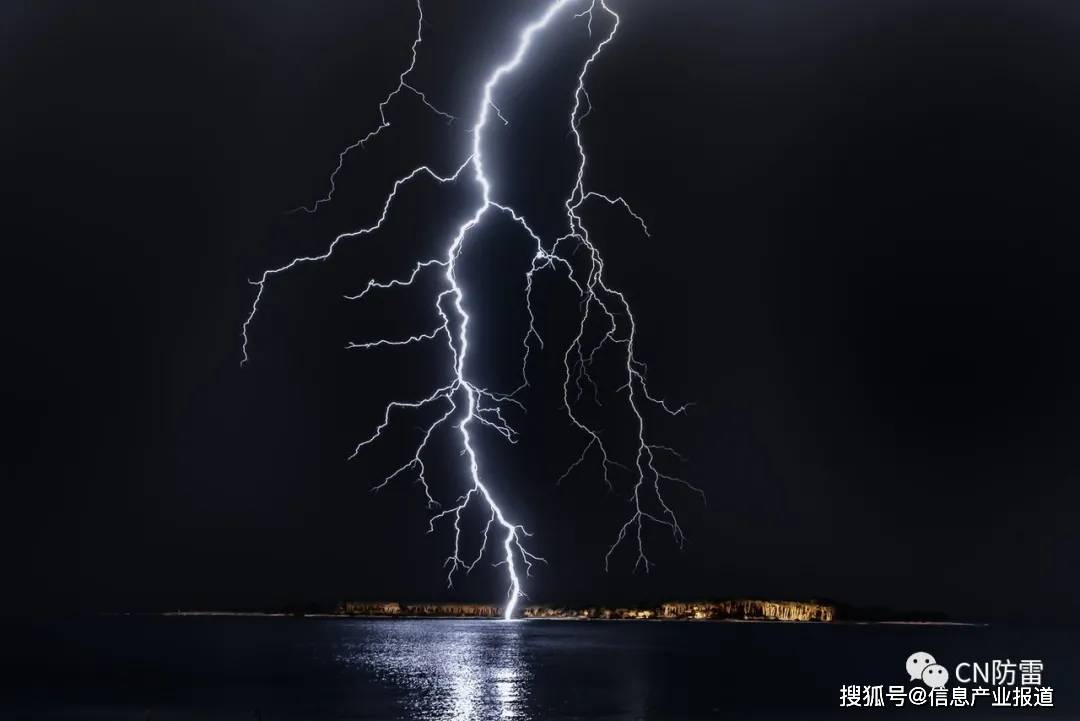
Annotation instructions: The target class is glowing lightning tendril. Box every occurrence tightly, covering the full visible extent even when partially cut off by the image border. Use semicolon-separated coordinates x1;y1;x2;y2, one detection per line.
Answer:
241;0;702;620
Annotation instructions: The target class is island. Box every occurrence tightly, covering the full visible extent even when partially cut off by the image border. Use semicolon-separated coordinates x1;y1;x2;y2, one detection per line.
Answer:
333;599;837;621
155;599;955;623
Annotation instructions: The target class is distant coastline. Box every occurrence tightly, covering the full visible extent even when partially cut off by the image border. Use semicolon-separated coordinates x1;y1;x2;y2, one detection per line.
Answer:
328;599;835;621
148;598;970;624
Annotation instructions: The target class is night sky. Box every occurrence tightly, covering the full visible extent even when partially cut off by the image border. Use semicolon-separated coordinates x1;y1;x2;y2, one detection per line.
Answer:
4;0;1080;620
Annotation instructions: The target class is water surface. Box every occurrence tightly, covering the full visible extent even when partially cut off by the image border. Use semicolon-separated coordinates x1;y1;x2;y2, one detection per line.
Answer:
2;617;1076;719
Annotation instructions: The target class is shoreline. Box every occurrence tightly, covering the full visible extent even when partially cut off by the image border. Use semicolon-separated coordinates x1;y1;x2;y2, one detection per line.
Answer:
138;611;985;626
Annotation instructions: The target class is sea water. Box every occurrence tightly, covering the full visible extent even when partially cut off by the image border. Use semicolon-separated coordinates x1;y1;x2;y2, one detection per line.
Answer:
2;616;1076;719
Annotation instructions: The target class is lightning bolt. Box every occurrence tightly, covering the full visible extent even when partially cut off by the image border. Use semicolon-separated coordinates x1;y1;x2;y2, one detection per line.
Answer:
242;0;703;620
291;0;454;215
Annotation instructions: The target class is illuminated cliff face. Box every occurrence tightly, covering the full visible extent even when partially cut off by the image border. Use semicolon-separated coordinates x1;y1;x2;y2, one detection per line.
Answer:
523;600;835;621
337;602;501;618
336;599;836;621
405;604;502;618
658;600;835;622
339;601;403;616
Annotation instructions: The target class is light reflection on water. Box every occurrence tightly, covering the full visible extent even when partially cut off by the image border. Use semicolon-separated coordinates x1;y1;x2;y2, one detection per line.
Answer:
324;619;1080;721
6;617;1076;720
337;620;530;720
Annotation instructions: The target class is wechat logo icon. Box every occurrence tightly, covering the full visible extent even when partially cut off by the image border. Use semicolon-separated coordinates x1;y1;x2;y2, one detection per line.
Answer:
906;651;949;688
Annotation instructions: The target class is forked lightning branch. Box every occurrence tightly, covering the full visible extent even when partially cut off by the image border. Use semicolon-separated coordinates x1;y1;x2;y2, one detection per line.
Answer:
241;0;703;619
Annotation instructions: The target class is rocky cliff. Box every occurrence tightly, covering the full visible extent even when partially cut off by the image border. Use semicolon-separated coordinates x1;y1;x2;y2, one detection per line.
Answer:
657;599;835;622
336;601;500;618
524;599;834;621
335;599;834;621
